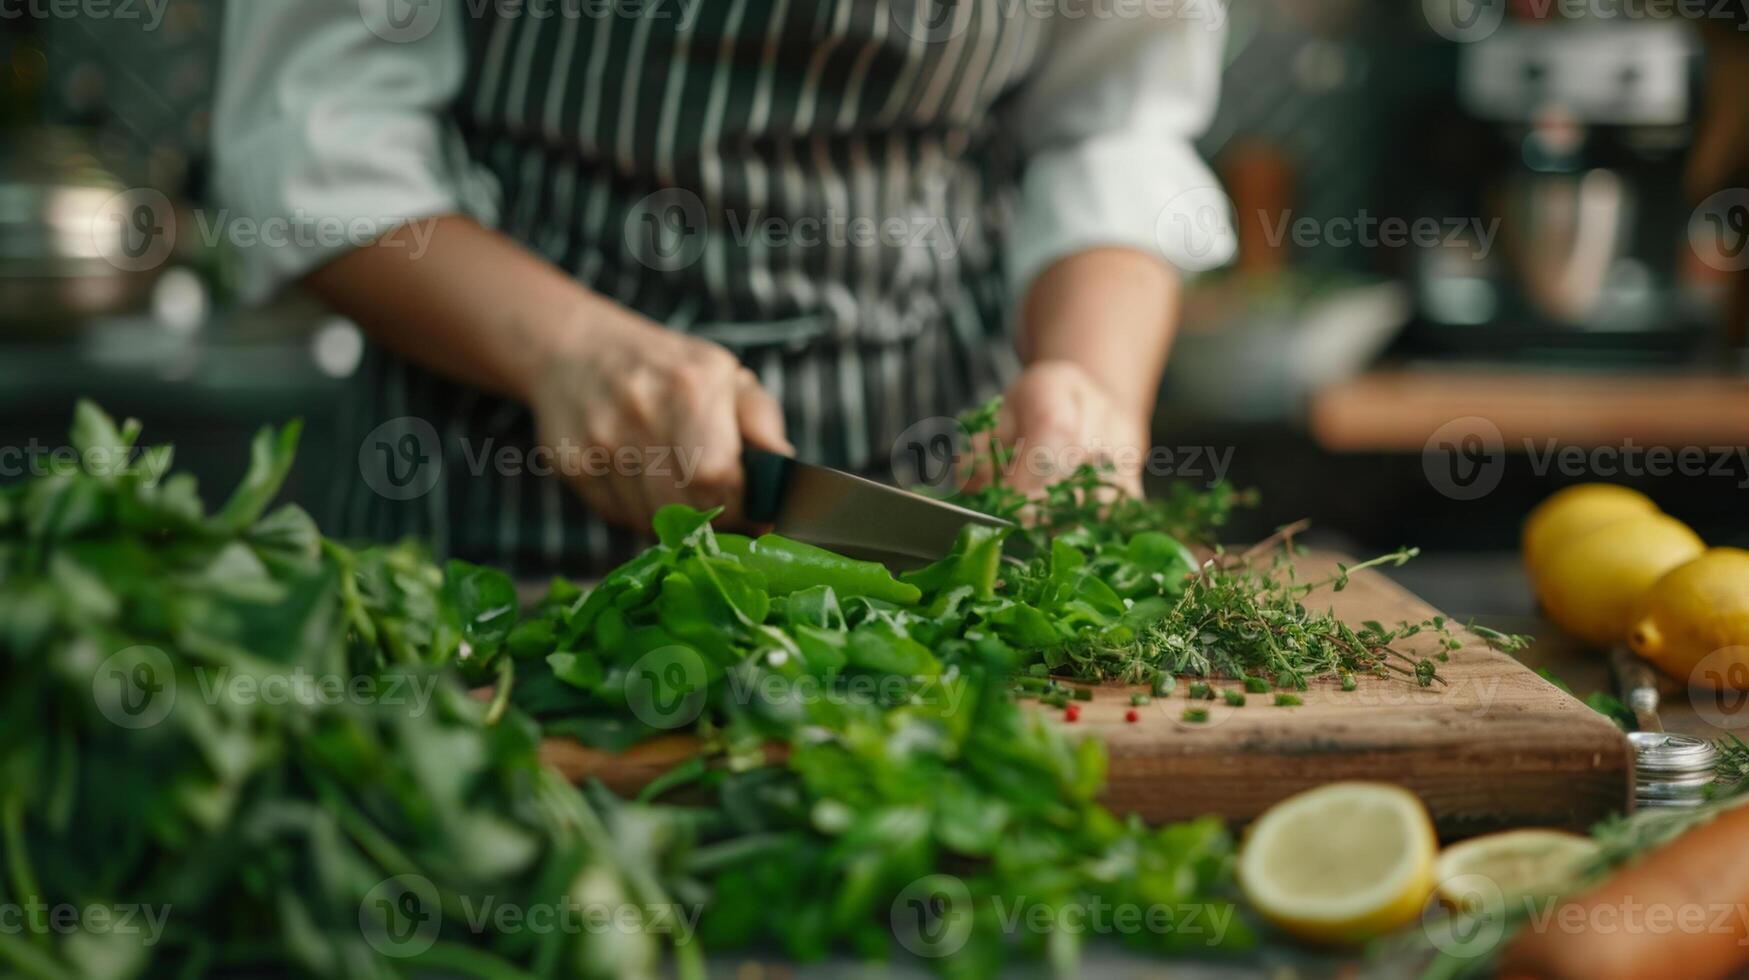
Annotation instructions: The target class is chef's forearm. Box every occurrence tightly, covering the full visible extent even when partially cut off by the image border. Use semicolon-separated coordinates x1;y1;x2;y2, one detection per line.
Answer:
1016;247;1180;421
302;215;608;402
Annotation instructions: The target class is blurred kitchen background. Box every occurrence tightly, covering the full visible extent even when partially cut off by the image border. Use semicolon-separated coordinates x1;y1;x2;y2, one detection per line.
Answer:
3;0;1748;623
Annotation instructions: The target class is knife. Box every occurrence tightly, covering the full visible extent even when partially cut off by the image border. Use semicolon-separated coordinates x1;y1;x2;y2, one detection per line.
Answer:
741;448;1016;570
1609;645;1664;733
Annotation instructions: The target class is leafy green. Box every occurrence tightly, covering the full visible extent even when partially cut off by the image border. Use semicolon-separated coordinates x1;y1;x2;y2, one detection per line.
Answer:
4;399;1517;980
0;405;694;980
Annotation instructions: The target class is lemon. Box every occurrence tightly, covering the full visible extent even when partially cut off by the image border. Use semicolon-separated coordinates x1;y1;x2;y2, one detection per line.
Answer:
1522;484;1659;577
1535;513;1705;647
1628;548;1749;687
1238;782;1437;945
1434;829;1599;917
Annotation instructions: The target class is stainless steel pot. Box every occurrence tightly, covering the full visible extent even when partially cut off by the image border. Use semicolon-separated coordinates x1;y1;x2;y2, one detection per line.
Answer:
0;128;164;332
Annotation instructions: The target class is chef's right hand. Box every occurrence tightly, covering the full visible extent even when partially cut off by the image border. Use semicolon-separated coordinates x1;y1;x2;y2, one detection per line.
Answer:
523;308;793;531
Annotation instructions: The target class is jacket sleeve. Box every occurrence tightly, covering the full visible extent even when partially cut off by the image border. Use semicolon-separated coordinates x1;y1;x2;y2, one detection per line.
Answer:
211;0;498;302
1004;1;1236;306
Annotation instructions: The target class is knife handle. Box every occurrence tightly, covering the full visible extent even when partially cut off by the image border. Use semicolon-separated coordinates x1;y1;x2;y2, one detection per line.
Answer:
741;447;793;524
1609;646;1662;728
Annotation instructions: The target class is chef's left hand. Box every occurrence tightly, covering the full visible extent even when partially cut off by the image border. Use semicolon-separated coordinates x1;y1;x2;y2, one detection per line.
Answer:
990;360;1148;499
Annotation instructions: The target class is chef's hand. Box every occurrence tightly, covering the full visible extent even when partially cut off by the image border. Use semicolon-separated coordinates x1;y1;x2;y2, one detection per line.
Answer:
525;308;793;530
988;360;1148;499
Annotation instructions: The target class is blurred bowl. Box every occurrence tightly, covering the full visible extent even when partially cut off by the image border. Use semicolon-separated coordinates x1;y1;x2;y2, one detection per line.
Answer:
0;128;163;334
1167;272;1410;422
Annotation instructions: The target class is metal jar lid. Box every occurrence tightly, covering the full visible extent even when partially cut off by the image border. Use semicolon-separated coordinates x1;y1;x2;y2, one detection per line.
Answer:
1629;732;1720;774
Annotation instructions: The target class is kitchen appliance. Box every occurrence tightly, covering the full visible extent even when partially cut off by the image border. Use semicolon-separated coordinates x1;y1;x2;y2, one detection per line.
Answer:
1408;18;1710;361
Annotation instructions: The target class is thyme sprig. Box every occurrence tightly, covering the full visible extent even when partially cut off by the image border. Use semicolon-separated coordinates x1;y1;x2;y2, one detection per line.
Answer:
1056;542;1472;690
951;398;1529;691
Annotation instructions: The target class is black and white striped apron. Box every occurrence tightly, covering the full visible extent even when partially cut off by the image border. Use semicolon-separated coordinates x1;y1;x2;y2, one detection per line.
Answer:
336;0;1043;575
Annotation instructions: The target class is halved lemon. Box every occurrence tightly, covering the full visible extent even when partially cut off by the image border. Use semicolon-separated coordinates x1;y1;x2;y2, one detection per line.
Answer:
1434;829;1599;916
1238;782;1437;945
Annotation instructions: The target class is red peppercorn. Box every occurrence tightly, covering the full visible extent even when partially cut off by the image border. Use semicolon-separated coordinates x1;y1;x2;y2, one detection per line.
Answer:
1064;705;1080;722
1124;709;1140;723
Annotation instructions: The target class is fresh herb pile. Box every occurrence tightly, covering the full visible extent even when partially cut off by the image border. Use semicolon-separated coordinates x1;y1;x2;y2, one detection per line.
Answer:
949;400;1526;693
1;402;1514;979
0;406;690;979
490;505;1249;974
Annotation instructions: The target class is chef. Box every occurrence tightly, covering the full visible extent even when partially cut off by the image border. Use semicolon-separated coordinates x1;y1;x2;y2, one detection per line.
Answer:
213;0;1235;573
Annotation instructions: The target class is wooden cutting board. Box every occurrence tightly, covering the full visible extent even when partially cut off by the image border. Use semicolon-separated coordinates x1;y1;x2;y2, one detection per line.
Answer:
537;553;1634;836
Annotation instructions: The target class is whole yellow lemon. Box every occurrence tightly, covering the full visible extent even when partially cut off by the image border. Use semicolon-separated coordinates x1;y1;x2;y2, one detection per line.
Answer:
1628;548;1749;688
1521;484;1659;577
1536;514;1705;647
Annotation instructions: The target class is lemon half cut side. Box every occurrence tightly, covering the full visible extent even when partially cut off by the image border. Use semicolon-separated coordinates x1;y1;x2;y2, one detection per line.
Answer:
1238;782;1437;945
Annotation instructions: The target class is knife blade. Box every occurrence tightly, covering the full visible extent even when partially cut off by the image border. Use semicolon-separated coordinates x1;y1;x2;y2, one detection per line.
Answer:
741;448;1016;570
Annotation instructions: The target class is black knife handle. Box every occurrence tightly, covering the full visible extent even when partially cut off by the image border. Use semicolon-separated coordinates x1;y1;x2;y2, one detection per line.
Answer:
741;448;793;524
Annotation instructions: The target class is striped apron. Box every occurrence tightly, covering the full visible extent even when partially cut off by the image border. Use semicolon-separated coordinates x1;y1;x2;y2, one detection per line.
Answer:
336;0;1044;575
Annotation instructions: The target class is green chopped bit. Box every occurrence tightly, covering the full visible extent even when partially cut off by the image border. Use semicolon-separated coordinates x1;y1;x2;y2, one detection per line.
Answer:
1130;693;1152;707
1187;682;1214;701
1152;674;1176;697
1242;676;1270;694
1340;672;1358;692
1222;690;1246;707
1274;693;1303;707
1182;708;1210;724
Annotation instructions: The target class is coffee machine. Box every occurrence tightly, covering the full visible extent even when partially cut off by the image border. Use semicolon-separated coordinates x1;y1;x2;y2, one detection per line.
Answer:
1407;13;1711;362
